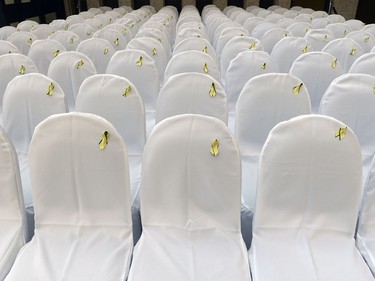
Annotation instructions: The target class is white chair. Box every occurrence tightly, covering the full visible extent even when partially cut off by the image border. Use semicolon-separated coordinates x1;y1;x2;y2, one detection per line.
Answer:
290;51;344;113
322;38;364;72
2;73;68;237
0;126;28;280
299;7;315;14
127;114;251;281
49;19;68;31
345;19;365;31
8;31;37;55
236;73;311;212
271;36;312;73
103;23;132;43
136;28;171;58
249;114;374;281
363;24;375;37
320;73;375;183
66;14;85;27
5;112;134;281
30;24;54;40
311;17;330;29
304;28;335;51
287;22;311;37
48;51;97;111
243;17;265;34
251;22;277;40
106;49;159;136
93;28;128;51
346;30;375;53
0;26;16;40
173;37;216;61
215;27;249;58
0;54;38;123
48;30;81;51
260;28;290;54
349;52;375;76
175;27;209;47
326;22;351;38
283;10;300;19
76;38;115;74
277;18;297;29
327;14;346;23
156;72;227;124
0;40;19;55
164;50;220;84
68;23;95;40
357;155;375;276
28;39;67;76
264;13;284;24
17;20;38;32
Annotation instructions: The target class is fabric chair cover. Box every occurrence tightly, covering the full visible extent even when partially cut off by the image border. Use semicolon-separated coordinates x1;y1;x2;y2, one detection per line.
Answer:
0;54;38;123
234;12;254;25
243;17;265;34
251;22;277;40
357;155;375;276
128;114;251;281
327;14;346;23
28;39;67;75
30;24;54;40
345;19;365;31
346;30;375;53
164;50;220;84
173;37;216;61
236;73;311;211
271;36;312;73
49;19;68;31
103;24;132;43
363;24;375;37
5;112;133;281
68;23;95;41
213;22;241;49
48;30;81;51
17;20;38;32
260;28;290;54
79;11;95;19
249;114;374;281
93;28;128;51
0;40;19;55
287;22;311;37
326;22;352;38
304;28;335;51
156;73;227;124
207;17;230;43
136;28;171;57
48;51;97;111
264;13;284;23
215;27;249;58
299;7;315;14
320;73;375;182
349;53;375;76
322;38;364;72
177;22;206;34
0;26;16;40
8;31;37;55
311;17;330;29
0;126;28;280
175;27;209;47
277;18;297;29
66;15;85;27
220;36;263;85
290;51;344;113
283;10;300;19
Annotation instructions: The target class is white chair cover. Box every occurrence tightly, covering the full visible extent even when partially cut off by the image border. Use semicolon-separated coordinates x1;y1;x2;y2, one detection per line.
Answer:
17;20;38;32
357;155;375;276
234;11;254;25
251;22;277;40
304;28;335;51
93;28;128;51
322;38;364;72
290;51;344;113
103;23;132;43
156;73;227;124
326;22;352;38
164;50;220;84
320;73;375;182
236;73;311;211
48;51;97;111
76;38;115;74
276;18;296;29
66;15;85;27
0;26;16;40
283;10;300;19
136;28;171;58
264;13;284;23
345;19;365;31
215;27;249;58
68;23;95;41
286;22;311;37
30;24;54;39
299;7;315;14
128;114;251;281
5;112;133;281
8;31;37;55
349;52;375;76
327;14;346;23
0;40;19;55
48;30;80;51
28;39;67;75
243;17;265;34
363;24;375;37
249;114;373;281
346;30;375;53
311;17;330;29
173;37;216;61
260;28;290;54
271;36;312;73
0;126;27;280
49;19;68;31
175;27;209;47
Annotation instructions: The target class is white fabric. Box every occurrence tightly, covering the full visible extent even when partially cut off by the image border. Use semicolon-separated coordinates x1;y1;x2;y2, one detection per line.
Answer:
363;24;375;37
220;36;263;85
234;12;253;25
76;38;115;74
249;114;374;281
264;14;284;24
349;52;375;76
215;27;249;58
93;28;128;51
106;49;158;136
327;14;346;23
243;17;265;34
103;24;132;43
322;38;364;72
251;23;277;40
0;40;19;55
175;27;209;47
177;22;205;34
357;155;375;276
8;31;37;55
226;50;279;113
260;28;290;54
311;17;330;29
299;7;315;14
164;50;220;84
17;20;38;32
49;19;68;31
277;18;297;29
236;73;311;210
156;73;227;124
283;10;300;19
0;26;16;40
68;23;95;41
271;36;312;73
136;28;171;58
290;51;344;113
304;28;334;51
287;22;311;37
207;17;230;43
345;19;365;31
326;23;352;38
66;15;85;27
48;51;97;111
212;22;241;48
126;37;168;85
346;30;375;53
311;11;329;19
173;37;216;61
320;73;375;183
0;126;27;280
128;114;251;281
48;30;81;51
0;54;38;122
28;39;67;75
5;112;133;281
30;24;54;40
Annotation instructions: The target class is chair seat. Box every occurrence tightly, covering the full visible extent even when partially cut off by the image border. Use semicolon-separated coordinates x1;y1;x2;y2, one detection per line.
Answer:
250;229;373;281
5;226;133;281
129;226;251;281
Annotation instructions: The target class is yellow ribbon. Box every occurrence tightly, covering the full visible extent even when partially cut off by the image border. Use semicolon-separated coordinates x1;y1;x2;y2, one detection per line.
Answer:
76;60;84;69
302;46;308;53
350;48;356;55
27;37;33;45
344;30;348;36
335;127;347;140
249;42;256;49
261;63;266;70
87;31;91;36
136;56;143;66
323;34;328;41
69;37;74;44
331;58;337;69
210;139;219;156
46;82;55;96
114;38;119;46
203;46;208;53
293;83;303;95
99;131;110;150
364;36;370;43
203;63;208;73
53;49;60;57
19;65;25;75
122;28;127;35
152;48;157;56
209;83;216;97
123;85;132;97
104;48;109;54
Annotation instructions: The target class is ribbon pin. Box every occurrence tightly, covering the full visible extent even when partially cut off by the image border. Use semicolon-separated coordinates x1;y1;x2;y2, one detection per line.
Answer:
46;82;55;96
136;56;143;66
249;42;256;49
335;127;347;140
350;48;356;56
104;48;109;54
261;63;266;70
19;65;25;75
323;34;328;41
87;31;91;36
69;37;74;44
209;83;216;97
210;139;219;156
99;131;110;150
76;60;84;69
364;36;370;43
53;49;60;57
203;63;209;73
114;38;119;46
152;48;157;56
123;85;132;97
203;46;208;53
302;46;308;53
27;37;33;45
293;83;303;95
331;58;337;69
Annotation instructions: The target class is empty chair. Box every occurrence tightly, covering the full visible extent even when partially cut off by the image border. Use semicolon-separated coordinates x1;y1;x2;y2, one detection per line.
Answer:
17;20;38;32
48;30;80;51
93;28;128;51
106;49;159;136
320;73;375;182
8;31;37;55
271;36;312;73
349;52;375;76
77;38;115;74
48;51;97;110
345;19;365;31
0;126;28;280
236;73;311;212
322;38;364;72
290;51;344;113
30;24;54;39
357;155;375;276
326;22;351;38
304;28;335;51
327;14;346;23
251;22;277;40
287;22;311;37
346;30;375;53
156;73;227;124
164;50;220;84
215;27;249;58
249;114;374;281
260;28;290;54
28;39;67;75
136;28;171;58
175;27;209;47
0;26;17;40
0;40;19;55
68;23;95;40
5;112;134;281
173;37;216;61
127;114;251;281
